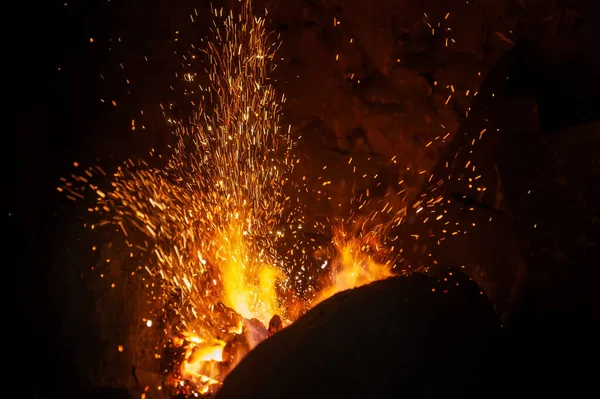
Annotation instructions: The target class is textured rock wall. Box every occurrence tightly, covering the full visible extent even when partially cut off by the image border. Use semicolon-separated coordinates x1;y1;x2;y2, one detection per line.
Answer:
262;0;516;208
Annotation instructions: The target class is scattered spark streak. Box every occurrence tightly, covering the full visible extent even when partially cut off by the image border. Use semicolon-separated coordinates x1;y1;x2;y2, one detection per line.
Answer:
100;1;293;332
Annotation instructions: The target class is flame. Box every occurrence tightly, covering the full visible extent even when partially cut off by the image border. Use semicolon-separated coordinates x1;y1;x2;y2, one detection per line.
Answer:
185;340;226;364
313;223;394;305
182;335;226;376
217;219;284;326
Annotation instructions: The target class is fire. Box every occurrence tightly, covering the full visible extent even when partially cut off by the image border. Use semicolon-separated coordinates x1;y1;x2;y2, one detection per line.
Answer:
61;0;408;396
181;333;227;385
185;341;225;365
216;219;284;326
98;0;293;339
93;1;297;391
313;223;394;306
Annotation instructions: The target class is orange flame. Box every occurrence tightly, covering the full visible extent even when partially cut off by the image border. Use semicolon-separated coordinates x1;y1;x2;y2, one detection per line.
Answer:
217;219;284;326
313;224;394;305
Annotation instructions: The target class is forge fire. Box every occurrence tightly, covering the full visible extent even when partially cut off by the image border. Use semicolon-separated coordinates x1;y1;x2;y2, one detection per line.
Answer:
60;1;398;396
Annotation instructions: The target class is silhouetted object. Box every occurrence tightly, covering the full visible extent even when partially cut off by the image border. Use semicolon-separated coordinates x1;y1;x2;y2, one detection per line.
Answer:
217;268;501;399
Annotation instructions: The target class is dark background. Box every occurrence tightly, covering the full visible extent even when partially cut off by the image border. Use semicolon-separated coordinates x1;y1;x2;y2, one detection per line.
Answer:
10;1;143;395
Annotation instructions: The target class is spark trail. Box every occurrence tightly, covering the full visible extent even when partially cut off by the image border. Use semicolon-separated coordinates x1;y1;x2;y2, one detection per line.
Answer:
98;0;293;335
